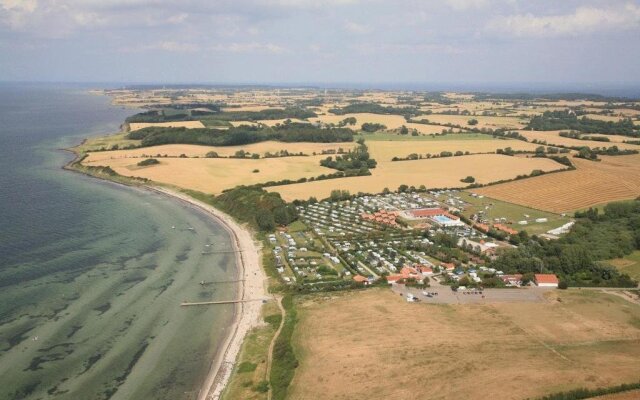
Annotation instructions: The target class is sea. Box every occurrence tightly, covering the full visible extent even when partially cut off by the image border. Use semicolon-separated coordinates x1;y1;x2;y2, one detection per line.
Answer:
0;84;237;400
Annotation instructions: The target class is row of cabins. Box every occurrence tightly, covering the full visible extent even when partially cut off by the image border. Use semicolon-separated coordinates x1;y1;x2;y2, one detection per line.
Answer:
360;209;400;227
474;222;519;236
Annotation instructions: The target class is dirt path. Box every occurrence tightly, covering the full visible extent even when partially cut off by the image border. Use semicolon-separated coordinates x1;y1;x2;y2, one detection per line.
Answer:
266;295;285;400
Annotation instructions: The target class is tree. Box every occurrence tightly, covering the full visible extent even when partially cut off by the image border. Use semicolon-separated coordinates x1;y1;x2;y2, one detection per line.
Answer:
460;176;475;183
399;125;409;135
468;118;478;126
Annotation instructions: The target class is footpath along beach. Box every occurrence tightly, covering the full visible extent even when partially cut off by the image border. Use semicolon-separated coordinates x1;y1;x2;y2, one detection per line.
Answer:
149;187;268;400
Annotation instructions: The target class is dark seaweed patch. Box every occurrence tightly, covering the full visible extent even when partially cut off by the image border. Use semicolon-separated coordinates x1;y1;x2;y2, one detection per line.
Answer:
174;252;189;262
103;341;149;399
9;381;39;400
66;324;82;338
93;302;111;315
154;278;174;298
24;348;74;371
79;352;103;374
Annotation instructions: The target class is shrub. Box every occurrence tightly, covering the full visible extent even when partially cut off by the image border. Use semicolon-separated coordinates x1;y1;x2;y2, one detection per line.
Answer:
137;158;160;166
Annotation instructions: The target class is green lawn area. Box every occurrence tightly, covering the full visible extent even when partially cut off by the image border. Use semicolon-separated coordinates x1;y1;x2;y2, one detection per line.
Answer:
222;301;280;400
199;117;233;128
75;132;141;152
458;191;571;235
606;251;640;281
287;220;308;233
356;132;491;142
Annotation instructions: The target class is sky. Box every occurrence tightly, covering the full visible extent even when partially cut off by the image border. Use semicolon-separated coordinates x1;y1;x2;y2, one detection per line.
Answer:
1;0;639;86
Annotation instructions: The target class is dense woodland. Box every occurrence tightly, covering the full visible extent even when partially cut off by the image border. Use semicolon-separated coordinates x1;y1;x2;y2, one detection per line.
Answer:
127;123;354;147
527;111;639;136
329;102;419;117
489;200;640;287
319;140;377;175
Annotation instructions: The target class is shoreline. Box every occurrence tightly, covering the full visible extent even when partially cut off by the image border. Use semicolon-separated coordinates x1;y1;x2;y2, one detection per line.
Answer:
64;150;267;400
148;187;267;400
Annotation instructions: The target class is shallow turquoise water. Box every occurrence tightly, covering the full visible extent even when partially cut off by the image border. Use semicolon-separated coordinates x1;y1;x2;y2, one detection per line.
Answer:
0;84;238;400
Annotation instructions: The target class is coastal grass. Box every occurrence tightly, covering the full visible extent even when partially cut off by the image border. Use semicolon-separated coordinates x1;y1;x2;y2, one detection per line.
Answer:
269;294;299;400
222;301;281;400
288;288;640;400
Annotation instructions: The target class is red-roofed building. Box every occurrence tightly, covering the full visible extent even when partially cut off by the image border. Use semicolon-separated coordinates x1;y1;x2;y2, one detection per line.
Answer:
353;275;370;285
535;274;559;288
386;274;404;284
441;262;456;271
493;223;518;236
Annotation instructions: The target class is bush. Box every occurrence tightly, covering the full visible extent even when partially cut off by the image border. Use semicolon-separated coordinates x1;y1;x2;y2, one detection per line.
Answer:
238;362;257;373
558;281;568;289
137;158;159;166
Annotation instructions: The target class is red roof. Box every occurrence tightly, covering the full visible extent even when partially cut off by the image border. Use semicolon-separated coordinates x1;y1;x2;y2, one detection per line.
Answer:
535;274;559;284
409;208;446;218
353;275;368;283
386;274;404;282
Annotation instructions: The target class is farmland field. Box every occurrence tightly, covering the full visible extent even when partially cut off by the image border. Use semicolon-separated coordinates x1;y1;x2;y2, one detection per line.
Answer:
366;138;542;161
289;289;640;400
471;154;640;213
128;121;205;131
517;130;640;150
419;114;527;129
310;113;468;134
269;153;566;201
83;156;335;194
83;141;357;162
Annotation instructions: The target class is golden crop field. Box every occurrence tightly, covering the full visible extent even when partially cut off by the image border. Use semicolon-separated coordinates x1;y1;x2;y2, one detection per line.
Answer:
289;289;640;400
83;156;335;194
84;141;358;163
421;114;527;129
268;153;564;201
584;114;625;122
517;130;640;150
128;121;205;131
471;154;640;213
366;138;542;161
310;113;466;134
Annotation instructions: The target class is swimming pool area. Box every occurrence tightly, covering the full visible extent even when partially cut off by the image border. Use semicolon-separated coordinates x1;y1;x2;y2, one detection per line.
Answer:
433;215;454;224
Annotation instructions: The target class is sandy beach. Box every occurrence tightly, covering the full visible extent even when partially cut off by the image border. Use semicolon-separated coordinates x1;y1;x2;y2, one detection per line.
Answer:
149;187;268;400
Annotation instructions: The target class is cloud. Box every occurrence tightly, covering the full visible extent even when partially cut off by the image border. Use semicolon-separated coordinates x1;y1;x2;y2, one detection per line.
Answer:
212;42;287;54
120;41;201;53
445;0;489;11
0;0;38;29
344;20;371;34
486;3;640;37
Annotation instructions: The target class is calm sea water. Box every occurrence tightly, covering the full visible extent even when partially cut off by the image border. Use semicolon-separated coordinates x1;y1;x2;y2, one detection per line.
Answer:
0;84;237;400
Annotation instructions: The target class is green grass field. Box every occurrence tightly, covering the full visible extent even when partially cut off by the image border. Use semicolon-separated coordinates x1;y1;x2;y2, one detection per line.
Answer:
606;251;640;281
458;191;571;235
221;301;281;400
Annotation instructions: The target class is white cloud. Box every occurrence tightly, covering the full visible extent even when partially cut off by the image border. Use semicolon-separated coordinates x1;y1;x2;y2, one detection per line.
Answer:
120;40;201;52
486;3;640;37
211;42;287;54
445;0;489;11
0;0;38;29
344;20;371;34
